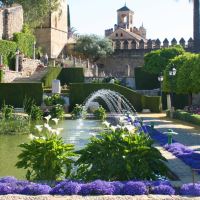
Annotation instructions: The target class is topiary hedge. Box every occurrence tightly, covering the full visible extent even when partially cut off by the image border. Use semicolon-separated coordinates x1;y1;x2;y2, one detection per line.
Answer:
0;40;17;66
58;67;84;85
41;67;62;88
173;110;200;126
0;70;3;83
142;95;162;113
69;83;162;112
13;32;35;58
0;83;43;108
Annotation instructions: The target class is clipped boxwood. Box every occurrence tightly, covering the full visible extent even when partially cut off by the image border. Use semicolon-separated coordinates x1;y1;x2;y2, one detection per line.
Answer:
0;70;3;83
0;83;43;107
58;68;84;85
0;40;17;66
13;32;35;58
142;95;162;113
173;110;200;126
42;67;62;87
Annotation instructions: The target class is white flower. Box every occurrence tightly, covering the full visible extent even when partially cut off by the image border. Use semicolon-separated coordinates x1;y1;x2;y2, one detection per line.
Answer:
110;125;117;132
29;134;39;140
129;115;135;122
44;115;51;123
35;125;43;132
52;118;59;125
102;121;110;128
51;128;64;135
124;125;135;133
44;123;52;132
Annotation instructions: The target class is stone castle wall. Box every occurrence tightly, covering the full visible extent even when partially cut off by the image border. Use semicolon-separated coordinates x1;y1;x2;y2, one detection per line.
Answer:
0;5;23;40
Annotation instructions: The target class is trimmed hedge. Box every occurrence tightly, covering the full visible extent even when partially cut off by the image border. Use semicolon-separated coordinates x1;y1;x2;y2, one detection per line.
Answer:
142;95;162;113
173;110;200;126
42;67;62;87
135;67;160;90
0;70;3;83
69;83;162;112
58;67;84;85
0;83;43;107
13;32;35;58
0;40;17;66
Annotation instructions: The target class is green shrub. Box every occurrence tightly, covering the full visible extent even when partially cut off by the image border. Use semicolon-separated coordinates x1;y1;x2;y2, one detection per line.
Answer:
58;68;84;85
42;67;62;87
13;32;35;58
0;115;30;135
23;97;36;115
134;67;160;90
71;104;85;119
1;104;14;120
173;110;200;125
0;40;17;66
142;96;162;113
16;122;75;181
30;105;43;121
44;94;65;106
94;106;107;120
0;83;43;108
0;70;3;83
75;128;169;181
50;104;65;119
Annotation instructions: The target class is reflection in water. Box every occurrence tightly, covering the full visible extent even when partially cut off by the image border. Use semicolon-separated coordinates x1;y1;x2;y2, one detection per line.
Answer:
0;119;102;179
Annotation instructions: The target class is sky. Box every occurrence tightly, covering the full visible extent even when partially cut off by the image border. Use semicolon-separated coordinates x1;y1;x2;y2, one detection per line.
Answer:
68;0;193;42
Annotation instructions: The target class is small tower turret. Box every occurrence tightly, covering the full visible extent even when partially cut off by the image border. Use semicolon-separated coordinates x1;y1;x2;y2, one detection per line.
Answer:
139;23;146;39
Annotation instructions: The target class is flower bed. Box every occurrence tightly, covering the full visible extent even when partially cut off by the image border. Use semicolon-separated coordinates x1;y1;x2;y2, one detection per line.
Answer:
143;126;200;174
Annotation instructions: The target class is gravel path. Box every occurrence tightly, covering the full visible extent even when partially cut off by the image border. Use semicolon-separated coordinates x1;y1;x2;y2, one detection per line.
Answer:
0;195;200;200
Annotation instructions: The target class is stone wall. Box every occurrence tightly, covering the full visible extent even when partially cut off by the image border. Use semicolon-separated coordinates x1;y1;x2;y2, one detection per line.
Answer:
0;5;23;40
97;50;145;77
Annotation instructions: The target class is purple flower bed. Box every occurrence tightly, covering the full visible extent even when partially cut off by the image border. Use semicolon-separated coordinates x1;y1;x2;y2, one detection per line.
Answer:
143;126;200;174
180;183;200;196
122;181;147;195
152;185;175;195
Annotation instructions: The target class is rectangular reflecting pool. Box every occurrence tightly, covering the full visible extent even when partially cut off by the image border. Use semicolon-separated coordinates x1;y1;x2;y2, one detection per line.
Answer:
0;119;102;179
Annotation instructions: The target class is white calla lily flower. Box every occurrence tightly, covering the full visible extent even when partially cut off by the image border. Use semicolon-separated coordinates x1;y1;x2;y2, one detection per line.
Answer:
35;125;43;132
44;115;51;123
52;118;59;125
102;121;110;128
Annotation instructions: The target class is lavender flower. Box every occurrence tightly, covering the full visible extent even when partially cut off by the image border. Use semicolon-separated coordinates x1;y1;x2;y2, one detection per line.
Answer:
152;185;175;195
180;183;200;196
110;181;124;195
51;181;81;195
79;180;115;195
0;183;13;195
21;183;51;195
122;181;148;195
0;176;17;183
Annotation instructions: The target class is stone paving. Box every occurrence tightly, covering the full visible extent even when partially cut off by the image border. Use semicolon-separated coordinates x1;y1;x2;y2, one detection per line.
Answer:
0;195;200;200
139;113;200;186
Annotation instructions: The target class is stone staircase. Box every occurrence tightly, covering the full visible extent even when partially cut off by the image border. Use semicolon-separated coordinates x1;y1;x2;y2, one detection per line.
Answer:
12;67;49;83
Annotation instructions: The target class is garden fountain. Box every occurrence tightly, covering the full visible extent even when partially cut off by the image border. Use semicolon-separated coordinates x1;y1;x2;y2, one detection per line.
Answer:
83;89;137;115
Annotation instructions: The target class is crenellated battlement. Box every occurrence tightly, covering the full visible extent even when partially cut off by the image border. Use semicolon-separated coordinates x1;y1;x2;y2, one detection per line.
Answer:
112;37;195;51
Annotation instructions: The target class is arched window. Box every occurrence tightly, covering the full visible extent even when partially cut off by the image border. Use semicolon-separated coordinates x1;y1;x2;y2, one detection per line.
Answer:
116;33;118;37
116;40;120;49
121;33;123;37
124;40;128;49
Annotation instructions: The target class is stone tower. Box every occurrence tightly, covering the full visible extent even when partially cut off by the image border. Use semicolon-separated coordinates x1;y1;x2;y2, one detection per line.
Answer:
35;0;68;58
117;4;134;31
194;0;200;52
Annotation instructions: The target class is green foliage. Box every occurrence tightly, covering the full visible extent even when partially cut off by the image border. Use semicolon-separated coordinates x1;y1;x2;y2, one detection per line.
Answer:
16;132;75;181
42;67;62;88
0;40;17;66
70;83;161;113
0;115;30;135
134;67;159;90
50;104;65;119
1;104;14;120
173;110;200;126
75;129;169;181
0;83;43;108
13;32;35;58
30;105;43;121
142;96;162;113
23;97;35;115
71;104;85;119
144;45;185;75
75;35;114;61
0;70;3;83
94;106;107;120
44;94;65;106
58;68;84;85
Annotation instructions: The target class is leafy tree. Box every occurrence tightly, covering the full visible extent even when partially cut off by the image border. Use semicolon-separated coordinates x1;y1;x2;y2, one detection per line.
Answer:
0;0;60;28
75;128;169;181
75;35;114;62
144;45;185;75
